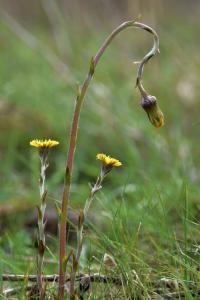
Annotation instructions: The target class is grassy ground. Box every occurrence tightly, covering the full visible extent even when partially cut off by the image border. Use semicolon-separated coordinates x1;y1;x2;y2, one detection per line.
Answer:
1;5;200;299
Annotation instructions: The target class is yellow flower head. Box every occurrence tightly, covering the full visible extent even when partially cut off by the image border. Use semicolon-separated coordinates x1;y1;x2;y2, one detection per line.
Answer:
30;139;59;148
96;153;122;167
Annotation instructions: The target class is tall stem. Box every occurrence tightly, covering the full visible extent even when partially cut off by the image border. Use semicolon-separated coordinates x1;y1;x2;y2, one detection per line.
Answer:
37;156;48;300
58;20;159;298
69;174;103;299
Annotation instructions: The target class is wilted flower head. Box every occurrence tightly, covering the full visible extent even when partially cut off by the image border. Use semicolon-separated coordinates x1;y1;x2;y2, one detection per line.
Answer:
30;139;59;160
141;94;164;128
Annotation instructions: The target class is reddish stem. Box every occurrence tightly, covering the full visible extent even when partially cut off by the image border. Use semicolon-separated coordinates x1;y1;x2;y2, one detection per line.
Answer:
58;20;159;298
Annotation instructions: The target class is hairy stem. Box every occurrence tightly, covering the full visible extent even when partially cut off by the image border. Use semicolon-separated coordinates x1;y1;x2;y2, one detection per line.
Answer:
58;20;159;298
37;156;48;300
69;174;103;299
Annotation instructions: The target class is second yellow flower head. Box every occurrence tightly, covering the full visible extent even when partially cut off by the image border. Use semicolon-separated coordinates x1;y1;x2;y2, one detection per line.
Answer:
96;153;122;167
30;139;59;148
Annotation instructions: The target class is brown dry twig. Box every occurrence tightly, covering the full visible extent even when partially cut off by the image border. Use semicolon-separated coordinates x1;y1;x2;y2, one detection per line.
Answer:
2;273;121;284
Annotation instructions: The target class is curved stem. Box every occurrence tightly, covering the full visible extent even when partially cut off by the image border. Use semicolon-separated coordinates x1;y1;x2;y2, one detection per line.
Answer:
134;22;159;96
58;20;159;298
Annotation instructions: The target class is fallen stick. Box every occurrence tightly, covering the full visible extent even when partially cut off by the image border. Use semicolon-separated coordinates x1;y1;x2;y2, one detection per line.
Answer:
2;273;121;284
2;274;200;298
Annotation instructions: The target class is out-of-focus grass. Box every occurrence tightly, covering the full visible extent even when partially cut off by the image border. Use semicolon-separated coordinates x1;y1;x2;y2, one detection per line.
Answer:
1;9;200;298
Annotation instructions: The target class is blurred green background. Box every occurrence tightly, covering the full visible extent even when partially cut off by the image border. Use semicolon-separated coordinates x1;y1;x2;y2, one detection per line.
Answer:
1;0;200;203
1;0;200;295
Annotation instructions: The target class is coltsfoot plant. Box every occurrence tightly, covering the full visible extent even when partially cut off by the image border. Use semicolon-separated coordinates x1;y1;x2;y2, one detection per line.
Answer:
69;154;122;299
30;139;59;299
57;20;163;299
3;19;164;300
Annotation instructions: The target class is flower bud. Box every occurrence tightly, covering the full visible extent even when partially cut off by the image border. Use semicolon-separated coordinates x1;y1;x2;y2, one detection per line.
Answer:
141;94;164;128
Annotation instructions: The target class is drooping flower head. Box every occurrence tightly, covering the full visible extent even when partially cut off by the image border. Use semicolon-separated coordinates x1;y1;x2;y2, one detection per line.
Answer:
30;139;59;161
140;94;164;128
96;153;122;175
